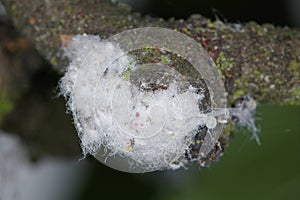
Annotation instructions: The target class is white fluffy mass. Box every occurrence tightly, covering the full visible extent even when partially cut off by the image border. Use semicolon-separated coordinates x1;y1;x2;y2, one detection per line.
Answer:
60;34;208;171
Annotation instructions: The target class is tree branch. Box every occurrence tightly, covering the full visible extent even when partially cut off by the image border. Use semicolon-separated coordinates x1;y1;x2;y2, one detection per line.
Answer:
2;0;300;104
1;0;299;163
3;0;300;104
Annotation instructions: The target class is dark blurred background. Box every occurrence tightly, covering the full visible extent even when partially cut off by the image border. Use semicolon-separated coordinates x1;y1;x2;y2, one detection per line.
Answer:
0;0;299;200
119;0;300;27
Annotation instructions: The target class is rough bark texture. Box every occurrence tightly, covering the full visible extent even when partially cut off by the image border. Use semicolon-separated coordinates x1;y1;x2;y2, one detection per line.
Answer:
2;0;299;105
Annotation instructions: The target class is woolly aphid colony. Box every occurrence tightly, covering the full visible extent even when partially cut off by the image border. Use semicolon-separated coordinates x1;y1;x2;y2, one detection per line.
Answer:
59;28;258;173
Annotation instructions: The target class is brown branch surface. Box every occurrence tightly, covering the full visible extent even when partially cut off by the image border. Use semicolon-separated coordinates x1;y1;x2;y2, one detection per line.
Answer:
2;0;300;105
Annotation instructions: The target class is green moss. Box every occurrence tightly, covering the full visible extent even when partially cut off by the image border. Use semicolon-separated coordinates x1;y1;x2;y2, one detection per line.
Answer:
288;60;300;78
0;90;14;123
289;60;298;69
285;87;300;105
66;5;72;15
222;121;233;138
233;89;248;100
117;3;132;13
256;26;266;36
50;57;58;66
292;87;300;97
11;4;17;11
181;28;192;36
207;19;230;31
160;56;170;64
216;52;235;70
122;68;132;81
116;19;127;26
215;52;235;79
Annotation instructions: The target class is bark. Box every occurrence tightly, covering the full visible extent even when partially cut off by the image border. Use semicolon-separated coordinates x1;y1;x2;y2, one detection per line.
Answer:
2;0;300;105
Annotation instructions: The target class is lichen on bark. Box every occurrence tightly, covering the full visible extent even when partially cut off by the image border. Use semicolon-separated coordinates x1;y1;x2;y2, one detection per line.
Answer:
2;0;299;105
